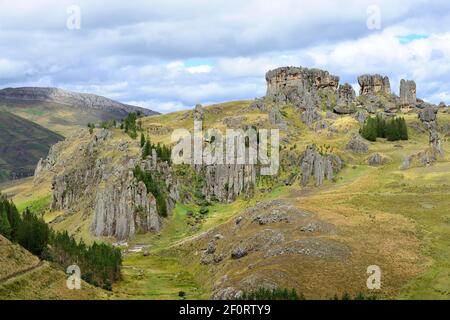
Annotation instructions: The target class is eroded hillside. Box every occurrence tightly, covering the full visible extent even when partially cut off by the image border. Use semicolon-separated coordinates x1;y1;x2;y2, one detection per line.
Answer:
2;66;450;299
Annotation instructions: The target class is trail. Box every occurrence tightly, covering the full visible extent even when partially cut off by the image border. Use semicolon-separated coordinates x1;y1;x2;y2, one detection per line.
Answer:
0;261;46;285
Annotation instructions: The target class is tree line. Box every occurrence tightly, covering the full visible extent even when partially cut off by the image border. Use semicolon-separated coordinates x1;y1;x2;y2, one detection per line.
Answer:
361;115;408;142
140;133;172;163
0;195;121;290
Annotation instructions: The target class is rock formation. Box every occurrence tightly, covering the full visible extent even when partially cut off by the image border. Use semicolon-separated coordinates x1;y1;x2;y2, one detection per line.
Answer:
266;67;339;104
399;79;417;107
358;74;391;96
299;145;342;186
196;164;256;203
346;134;369;154
337;83;356;106
265;67;339;117
367;153;390;166
419;107;443;155
193;104;204;121
35;129;166;240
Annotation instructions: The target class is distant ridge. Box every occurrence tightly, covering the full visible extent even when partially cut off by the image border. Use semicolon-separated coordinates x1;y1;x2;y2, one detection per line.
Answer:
0;87;159;116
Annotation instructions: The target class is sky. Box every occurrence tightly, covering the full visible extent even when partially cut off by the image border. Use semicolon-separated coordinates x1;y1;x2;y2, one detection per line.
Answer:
0;0;450;113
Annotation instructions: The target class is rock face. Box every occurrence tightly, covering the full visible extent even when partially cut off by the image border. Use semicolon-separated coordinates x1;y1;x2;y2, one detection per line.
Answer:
193;104;204;121
36;129;164;240
419;107;443;155
367;153;389;166
0;87;158;116
299;145;342;186
266;67;339;103
358;75;391;96
265;66;339;108
346;134;369;154
337;83;356;106
91;179;160;240
399;79;417;107
197;164;256;203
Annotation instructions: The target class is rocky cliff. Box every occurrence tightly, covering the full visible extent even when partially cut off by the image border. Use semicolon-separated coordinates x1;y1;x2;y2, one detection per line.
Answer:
265;66;339;109
358;74;391;96
34;129;163;240
197;164;256;203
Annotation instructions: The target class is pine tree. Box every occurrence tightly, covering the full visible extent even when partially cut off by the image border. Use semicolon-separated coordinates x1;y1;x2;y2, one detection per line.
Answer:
142;140;151;159
17;209;50;257
0;209;12;239
140;132;146;148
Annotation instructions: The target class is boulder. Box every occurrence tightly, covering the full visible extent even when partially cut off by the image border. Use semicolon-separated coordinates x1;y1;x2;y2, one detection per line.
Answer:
367;153;390;166
354;110;367;124
346;134;369;154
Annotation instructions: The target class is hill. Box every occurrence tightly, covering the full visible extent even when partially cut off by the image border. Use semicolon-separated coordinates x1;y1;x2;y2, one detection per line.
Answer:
0;87;159;136
0;111;63;183
2;66;449;300
0;235;108;299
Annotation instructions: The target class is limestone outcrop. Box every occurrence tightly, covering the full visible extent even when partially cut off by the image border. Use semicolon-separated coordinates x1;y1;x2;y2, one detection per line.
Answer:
196;164;256;203
419;107;443;155
265;66;339;111
358;74;391;96
35;129;164;240
400;79;417;107
299;145;342;186
346;134;369;154
367;153;390;166
337;83;356;106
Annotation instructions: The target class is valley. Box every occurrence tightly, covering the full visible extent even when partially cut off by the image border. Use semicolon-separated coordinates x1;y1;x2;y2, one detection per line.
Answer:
1;67;449;300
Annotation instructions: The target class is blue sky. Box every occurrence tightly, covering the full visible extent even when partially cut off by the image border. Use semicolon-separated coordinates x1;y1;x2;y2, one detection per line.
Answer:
0;0;449;112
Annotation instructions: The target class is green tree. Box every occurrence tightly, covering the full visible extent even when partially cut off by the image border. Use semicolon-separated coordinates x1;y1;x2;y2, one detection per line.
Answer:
361;117;377;141
17;209;50;257
140;132;146;148
0;209;12;239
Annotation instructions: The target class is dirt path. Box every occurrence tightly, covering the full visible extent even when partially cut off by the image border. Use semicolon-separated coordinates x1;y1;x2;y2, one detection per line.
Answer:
0;261;46;285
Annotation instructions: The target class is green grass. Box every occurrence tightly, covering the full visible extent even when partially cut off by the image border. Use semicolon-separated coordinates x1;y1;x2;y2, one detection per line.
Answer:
16;194;52;214
113;253;207;300
0;111;63;183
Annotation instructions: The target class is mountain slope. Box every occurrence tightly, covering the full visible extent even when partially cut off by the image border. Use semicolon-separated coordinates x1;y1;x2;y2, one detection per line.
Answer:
0;235;108;300
0;87;159;136
0;111;63;182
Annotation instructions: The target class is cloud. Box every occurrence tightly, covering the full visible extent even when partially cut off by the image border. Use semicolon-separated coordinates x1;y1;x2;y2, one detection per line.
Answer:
0;0;449;112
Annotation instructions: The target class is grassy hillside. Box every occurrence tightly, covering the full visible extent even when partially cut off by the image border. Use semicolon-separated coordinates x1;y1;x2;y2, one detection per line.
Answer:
2;100;449;299
1;99;125;136
0;111;63;183
0;235;108;300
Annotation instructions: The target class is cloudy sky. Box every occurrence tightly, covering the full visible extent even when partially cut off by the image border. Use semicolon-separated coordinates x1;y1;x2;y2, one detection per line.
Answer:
0;0;449;112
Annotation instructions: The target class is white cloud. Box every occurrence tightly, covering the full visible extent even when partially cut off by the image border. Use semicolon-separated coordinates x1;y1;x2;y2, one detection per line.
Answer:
186;65;212;74
1;0;450;112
